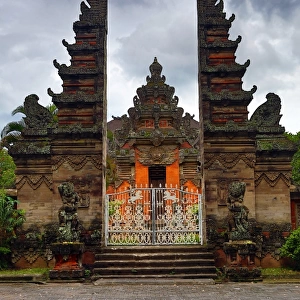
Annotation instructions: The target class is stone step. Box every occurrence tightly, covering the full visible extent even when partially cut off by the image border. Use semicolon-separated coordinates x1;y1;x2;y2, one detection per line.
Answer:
93;265;216;276
95;252;214;261
92;278;216;285
92;273;218;280
94;258;215;268
92;245;216;280
99;245;212;254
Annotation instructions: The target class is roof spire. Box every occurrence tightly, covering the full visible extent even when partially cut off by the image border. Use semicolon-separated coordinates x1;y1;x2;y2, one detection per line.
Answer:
149;57;163;78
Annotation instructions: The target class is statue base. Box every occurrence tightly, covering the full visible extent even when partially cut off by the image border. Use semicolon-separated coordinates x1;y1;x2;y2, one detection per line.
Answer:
49;242;85;280
223;240;262;282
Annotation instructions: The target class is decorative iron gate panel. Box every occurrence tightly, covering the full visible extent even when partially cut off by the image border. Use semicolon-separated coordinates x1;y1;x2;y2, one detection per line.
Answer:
105;186;202;245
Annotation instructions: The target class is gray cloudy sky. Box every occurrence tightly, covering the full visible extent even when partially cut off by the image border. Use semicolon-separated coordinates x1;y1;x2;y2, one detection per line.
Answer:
0;0;299;135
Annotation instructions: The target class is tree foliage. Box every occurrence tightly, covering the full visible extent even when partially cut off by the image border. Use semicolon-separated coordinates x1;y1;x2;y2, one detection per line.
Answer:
280;227;300;270
0;191;25;269
285;132;300;185
0;148;16;189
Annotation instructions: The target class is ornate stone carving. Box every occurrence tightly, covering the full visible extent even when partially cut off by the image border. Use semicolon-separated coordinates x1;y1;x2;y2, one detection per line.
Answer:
114;114;131;146
15;174;53;190
8;142;51;155
11;225;56;265
202;86;257;102
150;129;165;146
227;181;251;241
255;172;291;187
205;153;256;169
256;138;296;151
70;175;92;208
57;182;81;242
203;60;250;74
48;89;104;103
51;124;102;137
137;146;177;166
52;155;102;171
179;148;199;164
217;179;230;206
53;59;99;75
250;93;282;128
204;121;256;134
23;94;52;129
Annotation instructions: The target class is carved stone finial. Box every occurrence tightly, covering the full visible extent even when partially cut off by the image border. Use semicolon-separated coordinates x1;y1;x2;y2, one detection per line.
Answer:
146;57;166;84
149;57;163;77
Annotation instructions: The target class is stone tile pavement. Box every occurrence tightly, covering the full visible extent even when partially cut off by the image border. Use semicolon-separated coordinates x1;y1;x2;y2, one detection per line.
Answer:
0;281;300;300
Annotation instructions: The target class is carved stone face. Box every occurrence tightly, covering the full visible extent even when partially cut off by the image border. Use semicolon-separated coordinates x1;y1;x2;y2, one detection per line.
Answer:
58;182;75;200
138;145;177;166
228;181;246;198
150;147;165;162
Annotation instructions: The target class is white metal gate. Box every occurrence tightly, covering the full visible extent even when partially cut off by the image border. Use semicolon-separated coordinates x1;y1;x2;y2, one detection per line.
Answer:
105;186;202;245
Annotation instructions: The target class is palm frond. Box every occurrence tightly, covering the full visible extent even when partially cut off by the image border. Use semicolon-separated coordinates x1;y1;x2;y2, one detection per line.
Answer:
1;120;25;139
11;105;25;116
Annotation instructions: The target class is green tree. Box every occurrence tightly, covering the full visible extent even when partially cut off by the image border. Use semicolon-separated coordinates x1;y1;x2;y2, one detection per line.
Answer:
0;148;16;189
285;132;300;185
280;227;300;270
0;190;25;269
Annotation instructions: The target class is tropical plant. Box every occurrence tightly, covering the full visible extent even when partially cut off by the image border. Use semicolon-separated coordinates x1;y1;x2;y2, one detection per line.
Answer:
0;148;16;189
1;103;57;147
0;190;25;269
280;227;300;270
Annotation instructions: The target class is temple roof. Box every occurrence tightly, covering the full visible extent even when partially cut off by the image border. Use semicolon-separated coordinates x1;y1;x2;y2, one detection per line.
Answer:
110;58;199;148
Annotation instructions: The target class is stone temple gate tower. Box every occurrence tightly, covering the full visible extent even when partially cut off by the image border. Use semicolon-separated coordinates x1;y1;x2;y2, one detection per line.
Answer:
9;0;108;242
198;0;295;259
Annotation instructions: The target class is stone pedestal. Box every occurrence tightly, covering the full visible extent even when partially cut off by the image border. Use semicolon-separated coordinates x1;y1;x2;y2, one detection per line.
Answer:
49;242;85;280
223;240;261;281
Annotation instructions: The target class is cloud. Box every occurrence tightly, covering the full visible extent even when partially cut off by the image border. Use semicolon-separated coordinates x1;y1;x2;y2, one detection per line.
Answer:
108;0;198;120
225;0;300;132
0;0;299;136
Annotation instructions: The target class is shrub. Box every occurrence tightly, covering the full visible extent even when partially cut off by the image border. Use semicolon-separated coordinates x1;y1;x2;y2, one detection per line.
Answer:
280;227;300;270
0;191;25;269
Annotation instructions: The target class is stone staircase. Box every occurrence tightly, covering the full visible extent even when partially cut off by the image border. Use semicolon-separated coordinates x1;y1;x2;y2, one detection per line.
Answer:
92;245;217;280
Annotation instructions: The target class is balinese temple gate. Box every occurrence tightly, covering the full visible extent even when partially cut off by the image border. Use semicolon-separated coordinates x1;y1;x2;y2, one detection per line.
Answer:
7;0;297;276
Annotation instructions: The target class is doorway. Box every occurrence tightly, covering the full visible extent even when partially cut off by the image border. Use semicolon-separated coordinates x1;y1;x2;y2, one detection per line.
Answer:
149;165;166;187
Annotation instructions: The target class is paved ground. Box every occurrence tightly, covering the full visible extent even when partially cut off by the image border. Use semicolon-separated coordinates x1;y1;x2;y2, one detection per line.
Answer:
0;281;300;300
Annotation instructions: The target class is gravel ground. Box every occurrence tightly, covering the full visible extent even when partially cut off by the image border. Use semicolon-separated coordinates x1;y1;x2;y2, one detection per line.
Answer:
0;281;300;300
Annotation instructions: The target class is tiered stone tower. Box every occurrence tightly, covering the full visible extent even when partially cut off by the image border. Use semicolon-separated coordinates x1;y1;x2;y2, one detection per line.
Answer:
48;0;107;234
10;0;107;240
198;0;295;244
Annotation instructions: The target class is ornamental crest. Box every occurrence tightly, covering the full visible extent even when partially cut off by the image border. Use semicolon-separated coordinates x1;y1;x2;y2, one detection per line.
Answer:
137;146;177;166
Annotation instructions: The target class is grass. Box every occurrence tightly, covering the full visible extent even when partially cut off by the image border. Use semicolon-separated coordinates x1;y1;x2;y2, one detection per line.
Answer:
0;268;49;276
0;267;299;282
261;268;300;278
